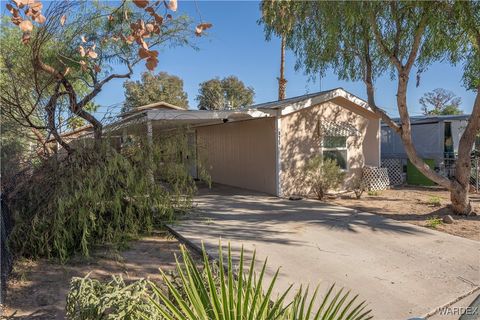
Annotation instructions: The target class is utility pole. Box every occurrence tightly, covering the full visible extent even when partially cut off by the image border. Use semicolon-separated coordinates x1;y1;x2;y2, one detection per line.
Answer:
278;35;287;100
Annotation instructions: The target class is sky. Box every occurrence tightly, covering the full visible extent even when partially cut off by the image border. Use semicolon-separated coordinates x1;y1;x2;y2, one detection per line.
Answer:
94;1;476;119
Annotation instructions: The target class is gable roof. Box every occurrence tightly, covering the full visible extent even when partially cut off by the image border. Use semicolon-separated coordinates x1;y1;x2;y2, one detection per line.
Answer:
45;125;93;143
120;101;185;118
251;89;338;110
252;88;375;117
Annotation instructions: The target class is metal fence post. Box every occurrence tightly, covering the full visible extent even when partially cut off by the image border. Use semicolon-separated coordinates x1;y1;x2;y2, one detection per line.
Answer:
476;156;479;192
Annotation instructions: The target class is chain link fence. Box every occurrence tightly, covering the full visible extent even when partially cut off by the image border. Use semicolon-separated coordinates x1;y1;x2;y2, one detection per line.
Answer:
381;153;480;193
1;193;13;305
443;154;479;193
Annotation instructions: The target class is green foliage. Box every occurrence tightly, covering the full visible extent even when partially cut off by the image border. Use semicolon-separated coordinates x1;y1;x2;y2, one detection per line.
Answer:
0;18;99;133
8;131;200;262
367;191;380;197
429;105;463;116
260;1;478;92
305;156;345;200
260;1;387;82
426;217;443;229
196;76;255;110
419;88;463;116
151;244;373;320
427;196;442;207
66;244;373;320
123;72;189;112
66;275;160;320
0;118;31;182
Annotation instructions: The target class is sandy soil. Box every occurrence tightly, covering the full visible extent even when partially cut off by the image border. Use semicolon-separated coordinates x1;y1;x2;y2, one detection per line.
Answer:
328;186;480;241
1;233;194;320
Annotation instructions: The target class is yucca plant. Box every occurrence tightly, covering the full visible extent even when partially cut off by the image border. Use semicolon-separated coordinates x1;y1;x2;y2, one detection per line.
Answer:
148;244;373;320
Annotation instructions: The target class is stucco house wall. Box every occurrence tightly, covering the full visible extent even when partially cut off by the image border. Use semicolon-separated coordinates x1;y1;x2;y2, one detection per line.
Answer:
196;117;277;194
280;100;380;196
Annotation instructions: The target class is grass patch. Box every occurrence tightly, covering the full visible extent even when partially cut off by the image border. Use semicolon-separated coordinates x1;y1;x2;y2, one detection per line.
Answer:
427;196;442;207
367;190;380;196
426;216;443;229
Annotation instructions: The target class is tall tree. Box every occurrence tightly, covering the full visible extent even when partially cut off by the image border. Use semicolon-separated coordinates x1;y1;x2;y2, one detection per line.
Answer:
261;1;480;215
196;76;254;110
420;88;463;115
123;71;189;112
2;0;209;152
258;2;293;100
278;35;287;100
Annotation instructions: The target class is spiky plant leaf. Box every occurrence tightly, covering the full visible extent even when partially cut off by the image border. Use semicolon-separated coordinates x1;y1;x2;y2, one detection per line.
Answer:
149;243;373;320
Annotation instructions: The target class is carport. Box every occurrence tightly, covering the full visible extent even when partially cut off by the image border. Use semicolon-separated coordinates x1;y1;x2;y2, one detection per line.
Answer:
103;103;276;193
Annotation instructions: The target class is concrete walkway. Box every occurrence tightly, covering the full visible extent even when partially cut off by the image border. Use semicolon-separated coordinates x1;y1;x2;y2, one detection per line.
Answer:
169;185;480;320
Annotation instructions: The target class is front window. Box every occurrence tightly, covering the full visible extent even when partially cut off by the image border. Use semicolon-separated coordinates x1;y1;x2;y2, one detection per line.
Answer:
322;135;347;170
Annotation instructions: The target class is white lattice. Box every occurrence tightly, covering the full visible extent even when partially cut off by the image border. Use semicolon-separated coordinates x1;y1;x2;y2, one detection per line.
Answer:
381;158;405;185
362;166;390;191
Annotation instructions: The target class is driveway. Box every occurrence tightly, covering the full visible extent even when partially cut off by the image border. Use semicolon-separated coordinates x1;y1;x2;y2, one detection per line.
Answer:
169;185;480;319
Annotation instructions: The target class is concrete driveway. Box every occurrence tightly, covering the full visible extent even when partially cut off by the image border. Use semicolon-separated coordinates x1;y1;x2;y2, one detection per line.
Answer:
169;185;480;319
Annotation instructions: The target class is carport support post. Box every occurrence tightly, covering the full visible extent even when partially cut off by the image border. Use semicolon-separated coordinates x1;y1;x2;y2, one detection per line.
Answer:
275;111;283;197
146;118;154;183
146;119;153;145
476;157;479;192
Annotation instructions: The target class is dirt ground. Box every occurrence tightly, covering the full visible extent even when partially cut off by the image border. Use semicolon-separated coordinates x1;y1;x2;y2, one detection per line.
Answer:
1;233;193;320
328;186;480;241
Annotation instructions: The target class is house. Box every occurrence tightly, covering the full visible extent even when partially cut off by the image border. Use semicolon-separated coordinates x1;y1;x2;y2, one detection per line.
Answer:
109;88;381;197
44;124;94;154
381;114;477;183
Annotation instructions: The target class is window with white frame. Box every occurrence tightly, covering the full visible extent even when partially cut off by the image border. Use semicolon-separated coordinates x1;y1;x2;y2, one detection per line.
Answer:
322;135;348;170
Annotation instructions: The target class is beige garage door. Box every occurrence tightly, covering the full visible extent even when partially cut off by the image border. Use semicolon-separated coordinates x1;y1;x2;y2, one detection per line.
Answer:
196;117;276;195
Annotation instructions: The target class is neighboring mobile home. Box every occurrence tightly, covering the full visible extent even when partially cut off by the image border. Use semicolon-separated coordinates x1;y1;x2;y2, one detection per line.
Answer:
109;88;381;197
381;114;478;181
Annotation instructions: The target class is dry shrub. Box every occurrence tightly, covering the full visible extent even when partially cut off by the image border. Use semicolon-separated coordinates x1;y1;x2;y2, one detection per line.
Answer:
305;156;345;200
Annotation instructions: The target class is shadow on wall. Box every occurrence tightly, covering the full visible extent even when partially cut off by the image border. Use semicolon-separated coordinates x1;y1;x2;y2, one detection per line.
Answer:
281;101;368;196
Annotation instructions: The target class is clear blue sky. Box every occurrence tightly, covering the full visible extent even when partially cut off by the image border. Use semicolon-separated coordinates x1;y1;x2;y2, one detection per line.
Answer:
94;1;476;119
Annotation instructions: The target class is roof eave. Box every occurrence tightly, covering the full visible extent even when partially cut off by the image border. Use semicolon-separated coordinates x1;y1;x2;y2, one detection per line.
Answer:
145;108;271;121
258;88;376;117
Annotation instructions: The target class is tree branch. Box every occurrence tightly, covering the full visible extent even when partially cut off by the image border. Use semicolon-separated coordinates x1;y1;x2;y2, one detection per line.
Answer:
77;61;133;110
369;10;402;70
404;8;429;72
45;82;73;153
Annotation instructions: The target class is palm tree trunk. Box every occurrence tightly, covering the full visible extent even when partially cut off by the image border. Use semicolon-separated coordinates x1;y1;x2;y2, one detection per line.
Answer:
278;35;287;100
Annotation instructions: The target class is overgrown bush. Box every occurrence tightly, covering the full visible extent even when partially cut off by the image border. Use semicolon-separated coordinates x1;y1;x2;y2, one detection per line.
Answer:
305;156;345;200
66;244;373;320
7;130;206;262
66;276;161;319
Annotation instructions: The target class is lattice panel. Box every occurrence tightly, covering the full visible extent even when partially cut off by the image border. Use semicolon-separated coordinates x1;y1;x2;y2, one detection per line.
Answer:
362;167;390;191
381;158;405;186
318;121;360;137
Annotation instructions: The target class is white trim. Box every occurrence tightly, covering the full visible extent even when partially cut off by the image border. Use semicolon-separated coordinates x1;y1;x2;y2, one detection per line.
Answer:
271;88;374;117
378;118;382;167
146;109;271;121
275;112;282;197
